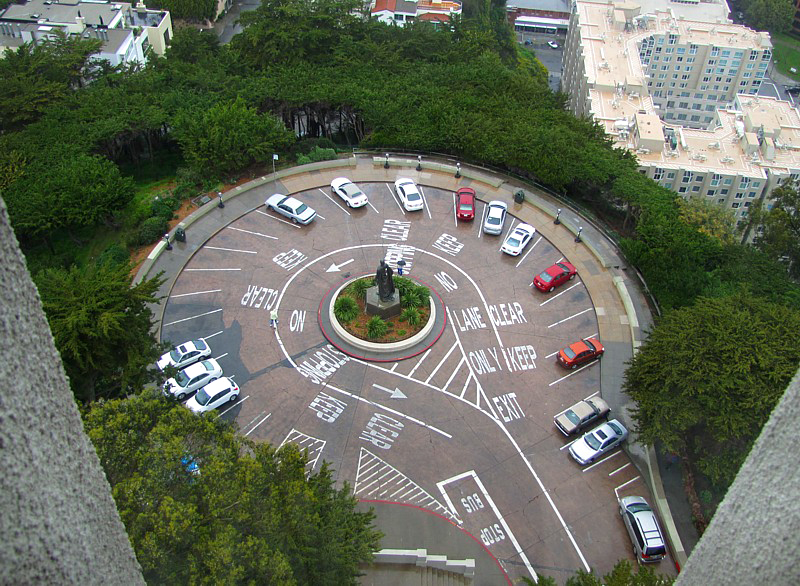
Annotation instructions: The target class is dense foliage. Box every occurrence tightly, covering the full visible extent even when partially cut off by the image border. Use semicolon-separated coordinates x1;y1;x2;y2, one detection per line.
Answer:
527;560;674;586
750;178;800;280
623;291;800;488
84;393;382;584
741;0;795;33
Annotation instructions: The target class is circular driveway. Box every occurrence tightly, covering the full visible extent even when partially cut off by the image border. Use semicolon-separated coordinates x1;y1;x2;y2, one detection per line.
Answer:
157;164;675;582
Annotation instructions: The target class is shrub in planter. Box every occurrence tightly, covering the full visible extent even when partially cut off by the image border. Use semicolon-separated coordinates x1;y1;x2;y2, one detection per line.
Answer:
366;316;388;339
401;308;421;326
334;296;359;323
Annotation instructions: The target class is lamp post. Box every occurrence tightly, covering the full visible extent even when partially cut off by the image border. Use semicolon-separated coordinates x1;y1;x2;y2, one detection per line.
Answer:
575;227;583;243
163;233;172;251
384;153;390;169
416;155;422;171
272;153;278;185
217;191;224;209
554;208;562;225
455;162;461;178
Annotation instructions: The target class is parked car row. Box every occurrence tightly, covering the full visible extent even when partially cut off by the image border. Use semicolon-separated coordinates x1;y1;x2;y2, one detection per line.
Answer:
158;340;240;413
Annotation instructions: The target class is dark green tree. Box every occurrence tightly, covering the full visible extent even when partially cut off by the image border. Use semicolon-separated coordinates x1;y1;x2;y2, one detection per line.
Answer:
623;291;800;488
749;178;800;280
742;0;794;33
520;560;674;585
33;262;165;403
83;392;382;584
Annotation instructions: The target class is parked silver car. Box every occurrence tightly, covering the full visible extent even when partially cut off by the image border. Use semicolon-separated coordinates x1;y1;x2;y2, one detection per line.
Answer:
619;496;667;563
568;419;627;465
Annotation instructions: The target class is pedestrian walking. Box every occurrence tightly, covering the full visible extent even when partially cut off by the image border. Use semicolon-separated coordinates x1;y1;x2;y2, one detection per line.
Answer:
270;309;278;329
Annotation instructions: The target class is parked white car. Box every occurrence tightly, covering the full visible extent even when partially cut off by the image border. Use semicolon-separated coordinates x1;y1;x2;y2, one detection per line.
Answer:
394;178;424;212
163;359;223;401
483;200;507;235
500;223;535;256
157;339;211;371
331;177;368;208
185;377;240;413
569;419;627;465
265;194;316;224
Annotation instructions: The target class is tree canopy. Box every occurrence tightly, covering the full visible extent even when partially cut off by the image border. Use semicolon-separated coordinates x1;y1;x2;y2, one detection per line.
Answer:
623;291;800;488
750;178;800;280
83;392;382;584
33;260;165;403
742;0;795;34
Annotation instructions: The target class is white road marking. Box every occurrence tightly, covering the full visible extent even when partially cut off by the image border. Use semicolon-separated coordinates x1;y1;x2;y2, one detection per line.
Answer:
437;471;536;581
367;199;379;214
214;352;229;361
318;188;351;216
163;308;223;327
256;208;302;228
226;226;278;240
204;330;224;340
499;218;516;250
244;413;272;436
204;246;257;254
546;332;598;358
326;259;354;272
582;450;623;472
476;202;486;239
386;184;405;214
459;372;474;399
279;429;326;472
559;437;580;451
323;383;451;438
547;307;593;329
548;361;599;386
515;236;542;268
419;185;432;219
584;390;600;400
218;395;249;417
185;268;241;272
614;476;642;499
425;341;459;384
442;356;466;393
170;289;222;298
609;462;631;477
539;281;581;306
452;192;458;226
372;383;407;399
354;448;460;522
408;348;431;377
390;363;398;371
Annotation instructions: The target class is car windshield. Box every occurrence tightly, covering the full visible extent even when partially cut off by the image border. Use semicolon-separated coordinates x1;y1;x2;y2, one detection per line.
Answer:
585;340;596;352
585;434;601;450
195;339;208;351
295;203;308;214
175;371;190;387
627;503;651;514
487;215;501;225
565;410;580;425
194;388;212;406
608;421;623;435
564;347;576;359
459;203;472;211
169;348;183;362
507;237;521;247
538;271;553;283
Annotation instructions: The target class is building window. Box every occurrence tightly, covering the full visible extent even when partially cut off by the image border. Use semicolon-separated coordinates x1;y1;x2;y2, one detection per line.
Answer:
682;173;693;183
692;185;701;191
711;174;721;186
679;101;689;108
653;168;664;180
748;191;756;197
707;189;716;196
735;193;744;199
679;186;688;193
740;177;750;188
721;189;729;194
732;202;741;208
718;198;725;204
677;113;687;120
667;172;675;178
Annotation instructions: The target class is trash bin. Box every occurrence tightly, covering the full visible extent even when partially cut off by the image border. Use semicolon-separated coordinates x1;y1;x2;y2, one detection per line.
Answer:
175;226;186;242
514;190;525;204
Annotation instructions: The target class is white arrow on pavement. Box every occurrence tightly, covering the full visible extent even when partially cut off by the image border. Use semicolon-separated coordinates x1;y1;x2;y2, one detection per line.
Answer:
372;384;407;399
326;259;355;272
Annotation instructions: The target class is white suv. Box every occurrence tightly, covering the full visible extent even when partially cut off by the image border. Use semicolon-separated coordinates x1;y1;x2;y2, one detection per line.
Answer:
619;496;667;563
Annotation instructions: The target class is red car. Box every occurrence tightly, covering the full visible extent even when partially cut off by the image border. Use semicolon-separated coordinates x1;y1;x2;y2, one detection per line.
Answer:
456;187;476;221
533;261;577;292
557;338;604;369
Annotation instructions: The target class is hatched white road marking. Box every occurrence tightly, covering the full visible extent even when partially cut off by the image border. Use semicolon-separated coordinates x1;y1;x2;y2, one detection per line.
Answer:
279;429;327;473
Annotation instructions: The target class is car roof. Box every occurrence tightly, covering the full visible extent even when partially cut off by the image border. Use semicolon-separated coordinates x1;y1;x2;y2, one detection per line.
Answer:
201;377;235;393
587;396;609;411
182;360;213;376
488;200;507;210
457;187;475;196
514;223;534;233
569;340;591;354
570;400;596;419
331;177;351;186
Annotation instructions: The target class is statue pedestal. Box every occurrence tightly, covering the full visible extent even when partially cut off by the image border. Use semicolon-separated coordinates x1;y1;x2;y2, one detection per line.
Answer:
366;286;401;319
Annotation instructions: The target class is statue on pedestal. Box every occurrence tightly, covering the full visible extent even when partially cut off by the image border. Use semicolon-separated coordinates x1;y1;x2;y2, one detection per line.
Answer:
376;260;395;301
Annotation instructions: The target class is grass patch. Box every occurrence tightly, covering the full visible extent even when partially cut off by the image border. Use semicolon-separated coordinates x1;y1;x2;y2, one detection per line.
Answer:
770;33;800;81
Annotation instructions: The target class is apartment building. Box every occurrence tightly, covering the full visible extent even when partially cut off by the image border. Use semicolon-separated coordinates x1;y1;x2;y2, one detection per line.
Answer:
563;0;799;229
371;0;462;26
0;0;172;66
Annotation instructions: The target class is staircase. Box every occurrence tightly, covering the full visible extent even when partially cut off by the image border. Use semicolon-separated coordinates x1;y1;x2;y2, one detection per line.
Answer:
359;549;475;586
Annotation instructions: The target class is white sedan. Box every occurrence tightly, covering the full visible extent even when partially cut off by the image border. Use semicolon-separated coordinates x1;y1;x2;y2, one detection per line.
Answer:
157;338;211;371
331;177;368;208
163;359;223;401
394;178;424;212
185;377;240;413
265;194;316;224
500;223;536;256
483;200;507;235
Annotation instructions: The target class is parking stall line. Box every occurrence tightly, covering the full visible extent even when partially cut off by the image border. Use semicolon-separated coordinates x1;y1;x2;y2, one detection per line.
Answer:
539;282;582;306
241;410;267;432
163;308;223;327
407;348;432;377
226;226;278;240
419;186;432;219
452;192;458;226
386;184;405;214
367;199;380;214
244;413;272;436
204;246;258;255
584;390;600;400
498;219;517;251
318;188;351;216
204;330;224;340
185;268;241;272
170;289;222;299
547;307;593;329
213;352;228;361
549;361;598;386
614;476;642;499
609;462;631;477
476;203;486;238
255;208;303;228
218;395;249;417
582;450;623;472
515;235;542;268
559;437;580;451
547;332;599;358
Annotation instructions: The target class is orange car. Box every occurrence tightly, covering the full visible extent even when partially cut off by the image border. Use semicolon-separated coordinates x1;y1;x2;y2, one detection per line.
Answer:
557;337;604;369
